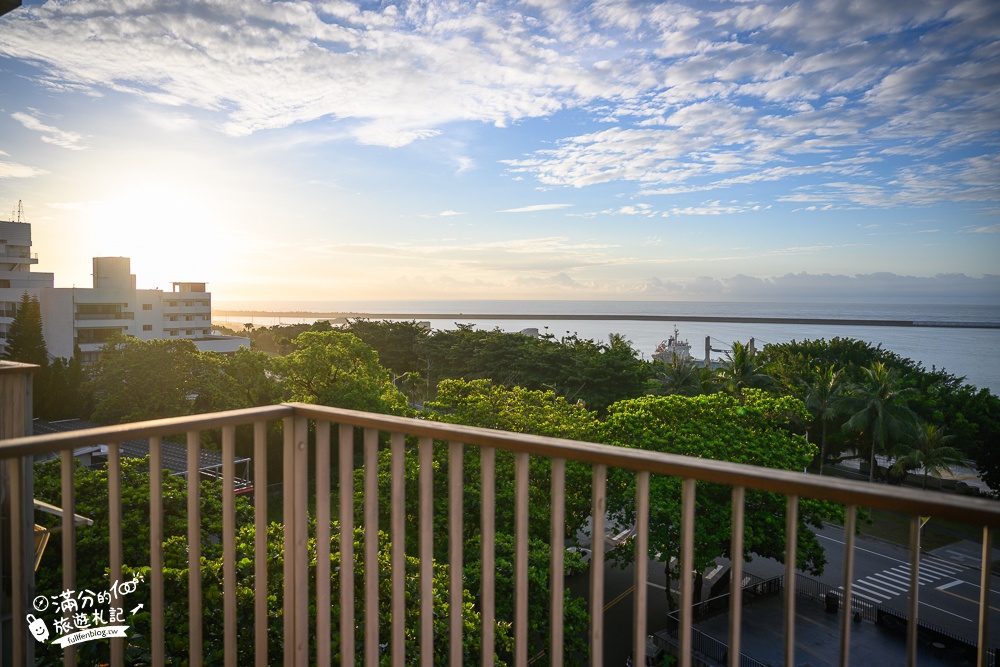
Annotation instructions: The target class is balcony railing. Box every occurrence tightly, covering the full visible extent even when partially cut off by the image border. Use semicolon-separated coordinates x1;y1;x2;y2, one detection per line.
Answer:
2;398;999;666
74;312;135;321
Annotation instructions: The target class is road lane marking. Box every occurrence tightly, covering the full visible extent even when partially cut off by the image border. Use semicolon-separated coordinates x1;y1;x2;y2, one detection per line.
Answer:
867;574;909;593
938;587;1000;613
920;561;962;577
897;564;949;585
877;569;923;587
935;578;1000;596
832;588;885;604
937;579;963;591
855;580;899;597
918;600;974;622
605;584;635;611
851;581;893;604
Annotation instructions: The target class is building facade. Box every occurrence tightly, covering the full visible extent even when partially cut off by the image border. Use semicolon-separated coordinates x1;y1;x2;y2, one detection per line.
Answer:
0;219;247;361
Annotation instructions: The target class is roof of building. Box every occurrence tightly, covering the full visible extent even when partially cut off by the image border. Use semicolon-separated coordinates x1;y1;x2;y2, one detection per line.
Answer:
32;418;249;477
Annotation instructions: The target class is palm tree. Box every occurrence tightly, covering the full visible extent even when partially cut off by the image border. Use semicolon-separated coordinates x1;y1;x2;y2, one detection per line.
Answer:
654;355;705;396
717;340;771;402
843;362;917;483
891;423;965;489
800;364;847;475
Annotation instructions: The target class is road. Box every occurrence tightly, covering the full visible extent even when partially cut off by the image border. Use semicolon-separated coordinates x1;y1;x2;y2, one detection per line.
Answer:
807;523;1000;644
568;522;998;665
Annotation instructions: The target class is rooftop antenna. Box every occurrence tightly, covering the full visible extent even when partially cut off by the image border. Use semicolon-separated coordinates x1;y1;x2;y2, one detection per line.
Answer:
15;200;25;223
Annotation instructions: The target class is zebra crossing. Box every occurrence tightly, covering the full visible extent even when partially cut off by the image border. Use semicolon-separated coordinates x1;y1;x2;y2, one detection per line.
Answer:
838;555;965;604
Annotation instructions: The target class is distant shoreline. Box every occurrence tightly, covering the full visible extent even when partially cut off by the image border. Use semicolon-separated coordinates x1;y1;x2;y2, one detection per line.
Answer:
213;311;1000;329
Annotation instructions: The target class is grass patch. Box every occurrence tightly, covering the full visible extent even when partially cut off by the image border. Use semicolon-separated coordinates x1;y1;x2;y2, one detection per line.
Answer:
849;509;980;550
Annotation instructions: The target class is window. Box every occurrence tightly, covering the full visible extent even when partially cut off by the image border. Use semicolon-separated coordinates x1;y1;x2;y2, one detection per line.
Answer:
0;279;9;288
185;329;193;335
170;330;178;336
142;303;152;310
142;324;152;331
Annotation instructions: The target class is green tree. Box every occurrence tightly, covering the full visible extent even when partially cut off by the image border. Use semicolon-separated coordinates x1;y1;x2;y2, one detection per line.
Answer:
345;319;430;378
891;423;965;489
411;379;600;662
843;362;917;483
425;379;599;541
563;333;651;413
31;456;255;665
30;347;92;421
220;347;284;407
2;291;47;366
799;364;848;475
2;292;51;417
139;523;506;666
87;334;239;423
956;387;1000;495
601;392;837;608
275;330;407;414
761;337;909;387
32;457;501;665
716;340;771;402
652;355;709;397
417;326;649;414
32;457;254;592
759;337;1000;491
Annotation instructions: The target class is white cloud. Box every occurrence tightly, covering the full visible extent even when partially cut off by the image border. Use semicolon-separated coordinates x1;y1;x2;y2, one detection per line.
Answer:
11;111;86;150
0;0;605;146
635;271;1000;302
0;0;995;215
661;201;768;217
498;204;574;213
971;224;1000;233
0;159;46;179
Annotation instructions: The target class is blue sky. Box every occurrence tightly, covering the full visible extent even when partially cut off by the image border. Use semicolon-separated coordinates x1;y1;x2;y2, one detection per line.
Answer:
1;0;998;303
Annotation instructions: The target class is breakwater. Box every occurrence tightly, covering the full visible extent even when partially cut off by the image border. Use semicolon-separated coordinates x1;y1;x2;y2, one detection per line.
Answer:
213;311;1000;329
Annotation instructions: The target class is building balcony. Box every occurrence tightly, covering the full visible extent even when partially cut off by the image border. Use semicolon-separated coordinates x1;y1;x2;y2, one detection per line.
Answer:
74;312;135;323
163;302;211;311
0;251;37;262
1;364;998;666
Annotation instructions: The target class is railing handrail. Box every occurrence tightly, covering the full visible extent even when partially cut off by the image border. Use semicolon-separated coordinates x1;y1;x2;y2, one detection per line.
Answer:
289;403;1000;526
4;401;999;527
0;405;293;457
4;399;999;666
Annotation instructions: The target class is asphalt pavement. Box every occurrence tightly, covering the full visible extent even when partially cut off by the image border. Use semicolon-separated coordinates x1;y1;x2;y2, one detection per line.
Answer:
572;522;998;665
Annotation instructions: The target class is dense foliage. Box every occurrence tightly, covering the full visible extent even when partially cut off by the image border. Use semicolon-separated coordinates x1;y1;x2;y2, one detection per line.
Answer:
32;458;502;666
0;292;92;419
274;329;408;415
22;317;1000;663
601;391;839;605
2;292;47;366
31;457;254;665
364;379;597;662
762;336;1000;487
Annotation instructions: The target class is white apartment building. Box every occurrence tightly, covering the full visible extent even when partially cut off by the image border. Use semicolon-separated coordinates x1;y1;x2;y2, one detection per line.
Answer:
0;218;248;362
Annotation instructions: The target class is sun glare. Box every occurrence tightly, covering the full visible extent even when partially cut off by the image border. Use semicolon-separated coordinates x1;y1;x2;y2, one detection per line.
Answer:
82;180;228;290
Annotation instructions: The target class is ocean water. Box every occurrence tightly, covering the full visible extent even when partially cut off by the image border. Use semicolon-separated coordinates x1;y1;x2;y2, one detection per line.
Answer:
214;300;1000;394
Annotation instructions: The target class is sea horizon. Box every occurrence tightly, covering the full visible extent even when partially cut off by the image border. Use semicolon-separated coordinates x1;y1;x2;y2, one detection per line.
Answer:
214;298;1000;323
213;299;1000;394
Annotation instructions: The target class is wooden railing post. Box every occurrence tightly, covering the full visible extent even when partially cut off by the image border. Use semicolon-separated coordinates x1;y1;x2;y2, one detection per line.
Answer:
0;361;37;667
